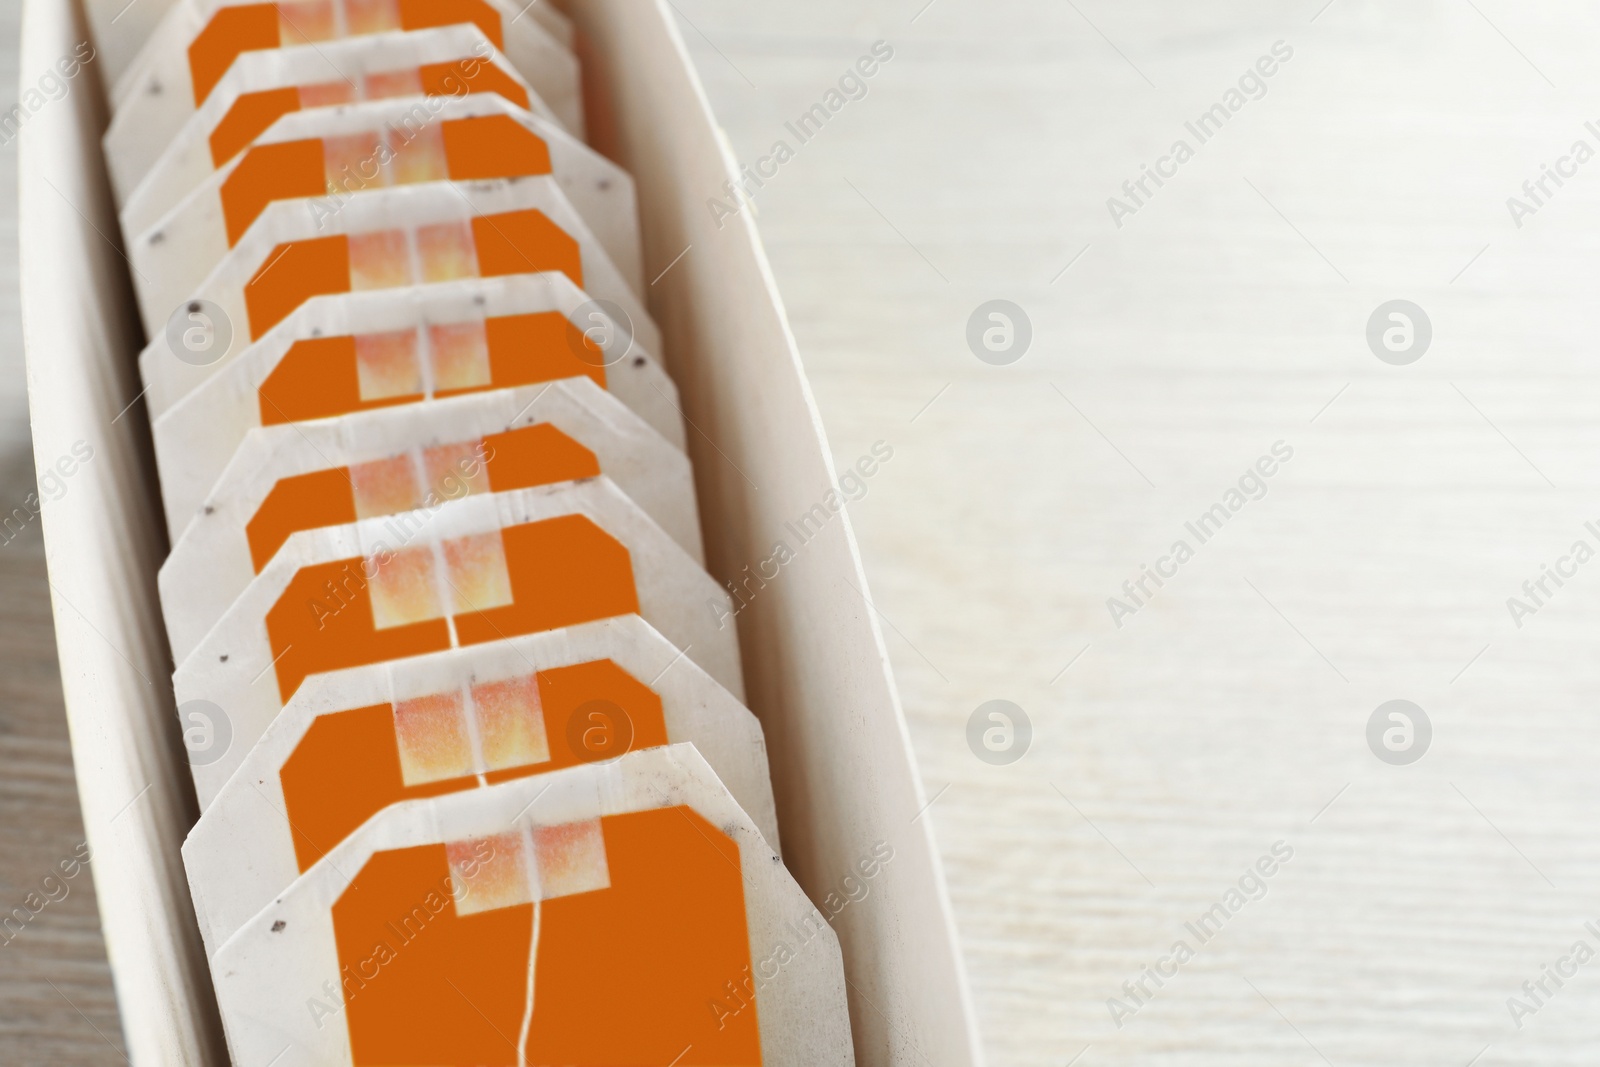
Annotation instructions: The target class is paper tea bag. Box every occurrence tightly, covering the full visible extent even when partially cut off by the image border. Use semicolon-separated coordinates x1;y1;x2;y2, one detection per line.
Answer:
131;163;643;347
111;0;581;140
130;179;655;362
142;266;660;425
161;380;704;646
163;373;696;550
184;614;780;946
148;274;680;518
124;94;643;294
110;24;540;208
204;745;854;1067
171;477;744;774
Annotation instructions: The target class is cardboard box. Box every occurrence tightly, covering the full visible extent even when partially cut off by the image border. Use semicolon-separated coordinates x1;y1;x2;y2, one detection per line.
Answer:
18;0;983;1062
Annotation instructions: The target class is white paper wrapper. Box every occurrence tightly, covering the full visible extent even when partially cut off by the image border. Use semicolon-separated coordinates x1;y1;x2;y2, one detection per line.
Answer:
110;25;543;209
110;0;581;141
184;615;780;950
171;477;744;775
204;745;853;1067
161;379;703;648
123;93;643;297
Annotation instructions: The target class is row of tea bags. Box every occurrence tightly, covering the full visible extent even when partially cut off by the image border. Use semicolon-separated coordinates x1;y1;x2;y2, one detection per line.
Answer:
111;2;854;1062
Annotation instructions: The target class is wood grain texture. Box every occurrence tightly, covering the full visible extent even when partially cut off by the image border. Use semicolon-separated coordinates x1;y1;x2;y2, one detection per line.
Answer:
8;1;1600;1064
0;485;126;1067
674;2;1600;1064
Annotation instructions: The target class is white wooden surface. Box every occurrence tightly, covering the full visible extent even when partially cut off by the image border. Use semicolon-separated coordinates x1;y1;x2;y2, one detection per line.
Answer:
675;2;1600;1064
8;1;1600;1063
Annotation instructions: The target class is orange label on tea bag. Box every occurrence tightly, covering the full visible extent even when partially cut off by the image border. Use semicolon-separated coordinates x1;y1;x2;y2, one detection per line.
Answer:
257;310;604;424
264;515;638;701
244;422;599;570
242;208;581;337
188;0;505;104
208;60;530;168
330;807;762;1065
279;660;670;870
220;115;552;244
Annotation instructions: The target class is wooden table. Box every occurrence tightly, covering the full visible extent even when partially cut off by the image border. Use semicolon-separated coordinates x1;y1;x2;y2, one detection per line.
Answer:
678;2;1600;1065
8;1;1600;1064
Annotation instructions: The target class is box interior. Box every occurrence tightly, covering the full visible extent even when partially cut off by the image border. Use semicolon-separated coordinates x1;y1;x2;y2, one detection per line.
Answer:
18;0;982;1061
